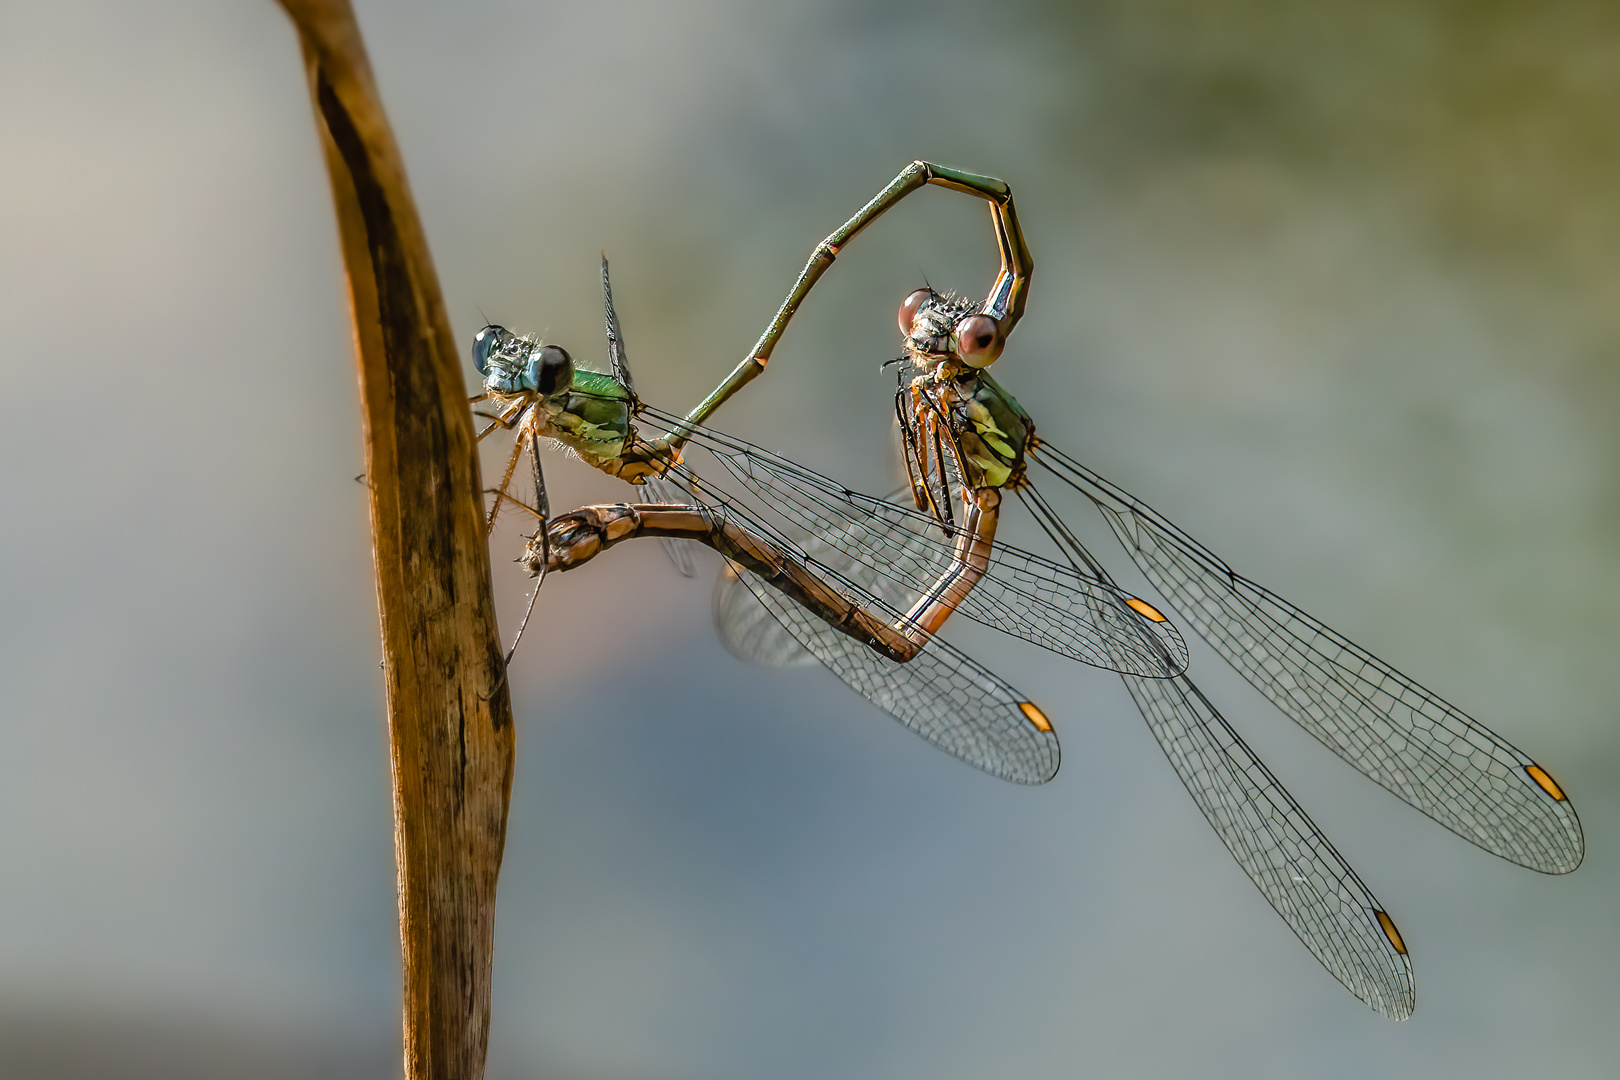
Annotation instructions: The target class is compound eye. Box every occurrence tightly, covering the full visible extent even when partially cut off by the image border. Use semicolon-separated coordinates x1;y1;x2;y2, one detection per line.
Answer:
898;288;935;334
954;314;1003;367
528;344;574;397
472;324;509;375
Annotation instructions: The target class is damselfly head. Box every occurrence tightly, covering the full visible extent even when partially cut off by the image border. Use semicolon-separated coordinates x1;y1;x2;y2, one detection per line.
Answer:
952;314;1003;368
898;288;933;334
898;288;1002;368
530;344;574;397
472;324;574;400
472;324;514;377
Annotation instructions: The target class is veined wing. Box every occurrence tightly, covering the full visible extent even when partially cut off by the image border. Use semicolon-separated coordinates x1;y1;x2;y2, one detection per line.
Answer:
644;473;702;578
666;453;1059;784
725;552;1060;784
1033;443;1583;874
666;424;1188;680
1124;671;1414;1019
713;562;816;668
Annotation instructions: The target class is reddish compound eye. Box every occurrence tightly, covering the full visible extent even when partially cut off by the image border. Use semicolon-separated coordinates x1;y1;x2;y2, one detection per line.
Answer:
898;288;934;334
954;314;1003;367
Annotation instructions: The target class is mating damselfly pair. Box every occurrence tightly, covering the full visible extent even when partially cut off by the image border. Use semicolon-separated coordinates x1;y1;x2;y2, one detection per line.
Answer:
468;161;1581;1020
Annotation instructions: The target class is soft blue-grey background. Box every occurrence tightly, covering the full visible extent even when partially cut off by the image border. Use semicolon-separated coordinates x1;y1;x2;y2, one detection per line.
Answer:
2;1;1617;1076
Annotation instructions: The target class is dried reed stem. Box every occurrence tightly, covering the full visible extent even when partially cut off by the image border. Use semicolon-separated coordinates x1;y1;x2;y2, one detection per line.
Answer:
274;3;516;1077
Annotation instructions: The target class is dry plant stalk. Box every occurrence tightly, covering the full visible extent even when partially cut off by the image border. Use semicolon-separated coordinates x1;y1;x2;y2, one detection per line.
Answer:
275;2;516;1077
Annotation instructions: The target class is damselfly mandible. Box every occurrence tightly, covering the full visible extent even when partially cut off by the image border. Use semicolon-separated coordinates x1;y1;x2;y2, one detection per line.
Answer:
470;162;1581;1021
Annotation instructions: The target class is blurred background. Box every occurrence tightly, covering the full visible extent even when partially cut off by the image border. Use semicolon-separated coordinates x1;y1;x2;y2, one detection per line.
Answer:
3;0;1618;1076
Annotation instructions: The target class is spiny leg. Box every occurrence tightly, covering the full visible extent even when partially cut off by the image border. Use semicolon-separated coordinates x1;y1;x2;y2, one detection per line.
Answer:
895;388;1003;635
897;387;932;513
485;417;530;534
487;489;544;522
897;382;959;531
667;161;1034;447
925;400;957;529
484;433;556;699
527;427;550;558
475;399;529;442
500;431;552;665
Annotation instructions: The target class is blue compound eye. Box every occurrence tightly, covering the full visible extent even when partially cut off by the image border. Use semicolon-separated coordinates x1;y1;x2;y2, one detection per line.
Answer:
472;325;509;376
527;344;573;397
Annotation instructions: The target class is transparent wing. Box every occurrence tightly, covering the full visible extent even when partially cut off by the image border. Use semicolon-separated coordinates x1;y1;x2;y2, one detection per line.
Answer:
1124;671;1414;1019
644;473;702;578
712;562;817;667
727;553;1060;784
652;445;1060;784
670;428;1188;679
1033;443;1583;874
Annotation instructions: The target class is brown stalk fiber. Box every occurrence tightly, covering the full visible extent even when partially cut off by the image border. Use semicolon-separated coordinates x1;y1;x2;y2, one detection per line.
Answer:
274;2;516;1077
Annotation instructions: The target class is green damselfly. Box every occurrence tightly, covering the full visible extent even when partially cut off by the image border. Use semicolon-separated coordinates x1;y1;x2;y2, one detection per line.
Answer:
471;162;1581;1020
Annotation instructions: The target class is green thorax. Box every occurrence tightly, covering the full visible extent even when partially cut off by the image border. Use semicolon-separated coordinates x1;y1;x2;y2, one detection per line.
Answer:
542;369;634;465
945;369;1033;491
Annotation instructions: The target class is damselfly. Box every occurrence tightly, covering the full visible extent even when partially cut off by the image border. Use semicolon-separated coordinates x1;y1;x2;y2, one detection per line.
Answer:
471;263;1186;786
471;163;1581;1020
